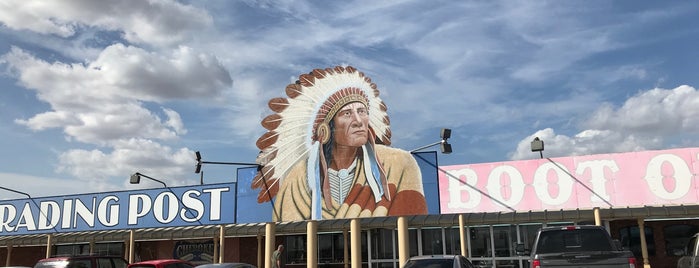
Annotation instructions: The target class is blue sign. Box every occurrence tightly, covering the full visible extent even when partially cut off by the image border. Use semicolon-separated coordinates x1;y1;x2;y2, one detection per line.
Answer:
0;183;236;235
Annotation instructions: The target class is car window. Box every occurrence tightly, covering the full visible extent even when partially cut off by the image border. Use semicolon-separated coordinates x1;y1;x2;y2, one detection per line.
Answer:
96;258;110;268
404;259;454;268
128;265;155;268
457;256;474;268
66;260;90;268
176;263;195;268
35;261;66;268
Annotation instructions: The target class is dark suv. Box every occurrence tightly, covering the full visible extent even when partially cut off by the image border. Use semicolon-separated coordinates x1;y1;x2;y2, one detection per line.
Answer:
34;255;128;268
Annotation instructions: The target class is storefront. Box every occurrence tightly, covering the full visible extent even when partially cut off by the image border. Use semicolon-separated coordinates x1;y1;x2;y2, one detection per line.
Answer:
2;147;699;268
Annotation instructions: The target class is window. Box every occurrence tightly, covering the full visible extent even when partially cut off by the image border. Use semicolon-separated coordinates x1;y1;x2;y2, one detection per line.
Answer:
94;243;124;256
422;228;444;255
492;225;516;257
470;226;492;258
370;229;395;260
619;226;655;257
409;229;418;257
318;233;345;264
663;224;699;256
285;235;306;264
445;227;462;255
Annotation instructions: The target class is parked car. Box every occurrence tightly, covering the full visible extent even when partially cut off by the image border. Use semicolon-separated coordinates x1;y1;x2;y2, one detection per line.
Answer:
403;255;476;268
127;260;194;268
196;263;256;268
516;225;636;268
34;255;128;268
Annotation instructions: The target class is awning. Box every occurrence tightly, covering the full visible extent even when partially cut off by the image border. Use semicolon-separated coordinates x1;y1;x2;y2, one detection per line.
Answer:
3;205;699;247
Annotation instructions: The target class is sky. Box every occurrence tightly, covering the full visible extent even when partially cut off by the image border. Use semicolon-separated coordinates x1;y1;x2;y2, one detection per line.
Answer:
1;0;699;200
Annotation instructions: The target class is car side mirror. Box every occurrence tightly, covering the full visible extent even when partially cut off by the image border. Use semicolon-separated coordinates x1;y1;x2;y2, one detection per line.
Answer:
515;243;529;256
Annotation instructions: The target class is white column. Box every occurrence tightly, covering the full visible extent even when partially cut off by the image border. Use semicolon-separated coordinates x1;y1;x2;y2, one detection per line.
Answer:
307;221;318;268
265;222;276;268
397;216;409;266
351;219;361;268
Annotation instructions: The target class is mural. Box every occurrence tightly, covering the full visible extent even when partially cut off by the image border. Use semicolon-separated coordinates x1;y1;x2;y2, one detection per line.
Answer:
251;66;427;221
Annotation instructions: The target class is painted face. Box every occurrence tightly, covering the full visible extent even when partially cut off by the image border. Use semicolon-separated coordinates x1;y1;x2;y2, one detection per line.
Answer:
332;102;369;147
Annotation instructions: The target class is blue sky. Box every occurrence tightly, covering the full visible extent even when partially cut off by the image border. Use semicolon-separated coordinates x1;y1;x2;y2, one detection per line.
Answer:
1;1;699;200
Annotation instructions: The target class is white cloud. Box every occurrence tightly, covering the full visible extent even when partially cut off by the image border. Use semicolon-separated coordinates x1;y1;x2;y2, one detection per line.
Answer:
0;173;111;200
511;85;699;160
3;45;229;145
57;138;197;186
0;0;212;46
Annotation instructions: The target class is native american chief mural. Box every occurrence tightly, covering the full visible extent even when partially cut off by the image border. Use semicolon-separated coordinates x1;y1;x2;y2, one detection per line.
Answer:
252;66;427;221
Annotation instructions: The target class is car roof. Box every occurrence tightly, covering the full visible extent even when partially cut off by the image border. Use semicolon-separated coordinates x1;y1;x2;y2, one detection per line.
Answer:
408;255;459;260
38;256;125;261
195;263;256;268
129;259;188;265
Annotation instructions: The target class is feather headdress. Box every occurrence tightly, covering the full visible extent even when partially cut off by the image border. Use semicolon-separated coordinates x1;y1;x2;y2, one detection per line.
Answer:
252;66;392;220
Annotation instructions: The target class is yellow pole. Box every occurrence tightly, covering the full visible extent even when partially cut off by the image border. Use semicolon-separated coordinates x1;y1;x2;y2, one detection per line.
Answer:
46;234;52;258
351;219;361;268
637;218;650;268
213;236;219;264
265;222;276;268
307;221;318;268
219;225;225;263
594;207;601;226
397;216;409;266
6;243;12;266
129;229;135;263
459;214;467;257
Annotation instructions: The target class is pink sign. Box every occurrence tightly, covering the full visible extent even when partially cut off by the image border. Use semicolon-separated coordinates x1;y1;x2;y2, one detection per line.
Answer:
439;147;699;213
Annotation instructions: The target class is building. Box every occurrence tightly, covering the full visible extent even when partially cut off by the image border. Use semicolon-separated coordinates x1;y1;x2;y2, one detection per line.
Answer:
2;147;699;268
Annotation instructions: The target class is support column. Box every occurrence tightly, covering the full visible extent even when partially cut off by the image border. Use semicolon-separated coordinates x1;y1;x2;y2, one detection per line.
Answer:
219;225;226;263
350;219;361;268
397;216;409;266
307;221;318;268
257;235;264;268
594;207;601;226
6;243;12;266
213;235;220;264
89;240;95;255
123;239;129;262
129;229;135;263
458;214;467;257
265;222;276;268
343;229;349;268
46;234;53;258
637;218;650;268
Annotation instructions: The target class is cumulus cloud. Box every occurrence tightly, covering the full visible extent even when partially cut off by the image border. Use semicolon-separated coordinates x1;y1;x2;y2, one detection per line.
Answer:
511;85;699;160
3;45;230;145
57;138;197;186
0;173;93;200
0;0;212;46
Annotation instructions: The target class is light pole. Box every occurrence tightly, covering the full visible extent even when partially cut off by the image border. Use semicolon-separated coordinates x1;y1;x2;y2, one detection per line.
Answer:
531;137;544;159
130;172;166;187
410;128;453;154
0;186;59;233
129;172;203;225
194;151;259;185
410;129;518;212
528;137;613;208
